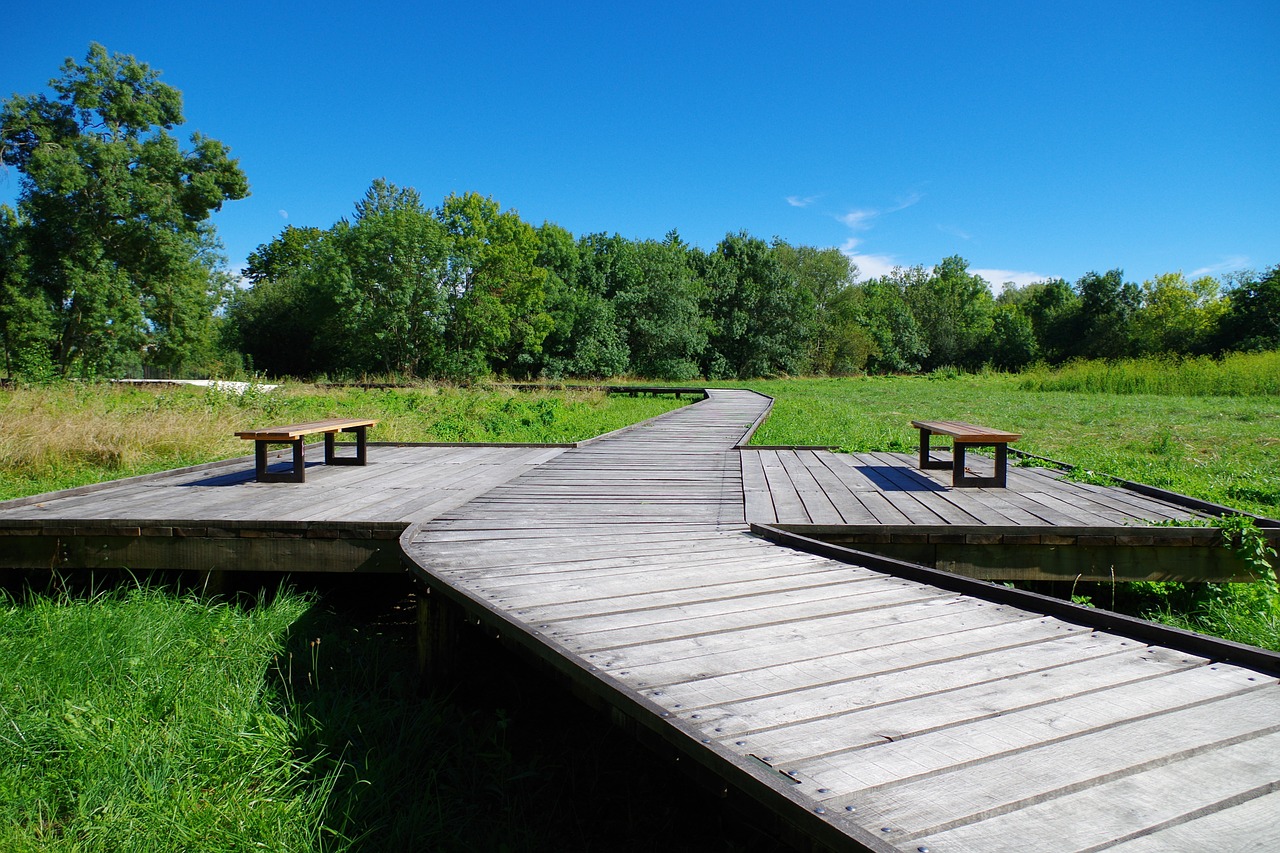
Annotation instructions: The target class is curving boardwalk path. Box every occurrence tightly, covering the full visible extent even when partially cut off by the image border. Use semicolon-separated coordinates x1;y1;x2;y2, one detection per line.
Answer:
402;390;1280;852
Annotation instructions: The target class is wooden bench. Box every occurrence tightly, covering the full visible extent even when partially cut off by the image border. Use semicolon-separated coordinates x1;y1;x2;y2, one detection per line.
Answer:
910;420;1021;488
235;419;378;483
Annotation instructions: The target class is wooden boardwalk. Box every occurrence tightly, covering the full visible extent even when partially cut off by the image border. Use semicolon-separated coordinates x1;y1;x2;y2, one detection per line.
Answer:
4;389;1280;849
403;390;1280;851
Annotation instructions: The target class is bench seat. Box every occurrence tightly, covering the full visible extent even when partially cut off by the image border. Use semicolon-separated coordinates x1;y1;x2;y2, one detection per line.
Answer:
911;419;1021;488
236;418;378;483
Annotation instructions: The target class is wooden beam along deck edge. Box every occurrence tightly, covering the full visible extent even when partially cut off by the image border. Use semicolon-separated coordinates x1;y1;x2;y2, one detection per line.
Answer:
750;524;1280;677
764;522;1239;548
399;521;894;853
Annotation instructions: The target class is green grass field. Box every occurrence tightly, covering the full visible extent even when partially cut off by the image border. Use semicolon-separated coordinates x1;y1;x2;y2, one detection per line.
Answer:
2;363;1277;849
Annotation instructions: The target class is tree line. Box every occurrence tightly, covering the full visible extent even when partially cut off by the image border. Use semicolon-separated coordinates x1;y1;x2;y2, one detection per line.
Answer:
3;45;1277;382
226;191;1279;381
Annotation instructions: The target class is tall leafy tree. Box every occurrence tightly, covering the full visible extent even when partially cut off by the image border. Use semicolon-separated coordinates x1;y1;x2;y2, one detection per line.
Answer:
224;226;333;377
535;223;628;378
851;271;929;373
904;256;995;370
586;232;704;380
1074;269;1140;360
325;180;451;376
773;242;855;374
1003;278;1079;363
0;43;248;375
1131;272;1225;355
702;233;813;378
436;192;550;379
1215;264;1280;352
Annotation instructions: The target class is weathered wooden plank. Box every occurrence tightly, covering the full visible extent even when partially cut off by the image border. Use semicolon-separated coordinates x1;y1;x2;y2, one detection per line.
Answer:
1097;787;1280;852
683;633;1165;738
836;687;1280;837
564;582;968;653
909;727;1280;852
757;652;1259;777
591;595;1013;676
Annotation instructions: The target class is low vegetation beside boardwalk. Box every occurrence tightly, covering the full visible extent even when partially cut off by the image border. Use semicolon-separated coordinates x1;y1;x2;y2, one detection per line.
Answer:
1;360;1277;849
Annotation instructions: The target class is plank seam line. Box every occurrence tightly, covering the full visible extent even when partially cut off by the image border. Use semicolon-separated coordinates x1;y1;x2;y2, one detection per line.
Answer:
556;585;969;644
713;642;1154;740
841;681;1274;804
419;546;822;573
667;625;1102;713
568;590;961;653
533;576;892;624
629;612;1045;691
899;718;1280;842
447;559;841;601
1073;780;1280;853
592;599;1024;678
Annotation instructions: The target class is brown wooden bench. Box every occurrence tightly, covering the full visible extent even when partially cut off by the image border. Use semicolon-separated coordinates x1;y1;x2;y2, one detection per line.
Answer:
910;420;1021;488
235;418;378;483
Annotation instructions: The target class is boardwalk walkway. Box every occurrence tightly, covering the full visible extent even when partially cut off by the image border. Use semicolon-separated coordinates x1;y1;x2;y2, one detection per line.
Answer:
404;389;1280;852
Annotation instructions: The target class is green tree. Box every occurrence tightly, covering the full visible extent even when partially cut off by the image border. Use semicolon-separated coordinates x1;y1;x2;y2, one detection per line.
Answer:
987;305;1040;370
1000;278;1079;363
904;256;995;370
851;269;930;373
582;232;704;380
773;242;855;374
701;233;813;378
535;223;629;378
224;226;333;377
1215;264;1280;352
1074;269;1139;359
1131;272;1225;355
436;192;550;379
0;43;248;376
325;180;451;377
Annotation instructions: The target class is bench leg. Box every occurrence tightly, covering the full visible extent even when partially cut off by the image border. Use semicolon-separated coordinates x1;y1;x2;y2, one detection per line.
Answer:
254;438;306;483
951;442;1009;488
918;428;951;470
324;426;369;466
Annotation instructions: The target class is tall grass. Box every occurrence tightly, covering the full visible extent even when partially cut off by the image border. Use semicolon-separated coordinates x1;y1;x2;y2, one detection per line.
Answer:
1019;351;1280;396
0;382;685;501
0;585;326;851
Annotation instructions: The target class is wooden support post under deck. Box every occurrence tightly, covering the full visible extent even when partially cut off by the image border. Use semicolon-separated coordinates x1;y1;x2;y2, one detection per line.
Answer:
417;581;464;687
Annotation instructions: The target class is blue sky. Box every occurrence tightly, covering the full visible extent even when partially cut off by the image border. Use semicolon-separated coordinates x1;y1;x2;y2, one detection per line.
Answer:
3;1;1277;288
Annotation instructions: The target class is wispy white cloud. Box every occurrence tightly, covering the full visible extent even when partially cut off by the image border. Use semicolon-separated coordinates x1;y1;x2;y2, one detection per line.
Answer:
1191;255;1250;277
837;208;879;229
886;191;924;213
938;223;972;241
786;194;820;208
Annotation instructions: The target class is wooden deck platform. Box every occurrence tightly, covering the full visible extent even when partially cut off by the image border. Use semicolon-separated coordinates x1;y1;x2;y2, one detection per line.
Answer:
4;389;1279;850
0;444;565;573
742;448;1277;581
